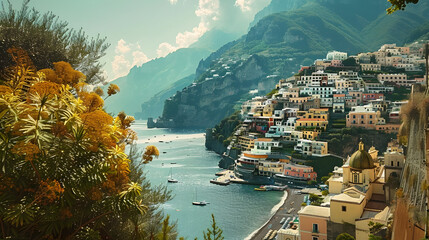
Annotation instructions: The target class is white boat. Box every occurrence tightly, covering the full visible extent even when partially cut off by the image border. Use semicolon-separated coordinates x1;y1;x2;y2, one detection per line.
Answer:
192;189;208;206
192;200;208;206
167;167;178;183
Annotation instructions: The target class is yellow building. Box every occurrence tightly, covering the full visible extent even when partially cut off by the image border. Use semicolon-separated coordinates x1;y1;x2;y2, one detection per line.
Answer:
326;141;389;239
237;136;255;151
302;130;320;140
297;108;329;120
296;118;328;130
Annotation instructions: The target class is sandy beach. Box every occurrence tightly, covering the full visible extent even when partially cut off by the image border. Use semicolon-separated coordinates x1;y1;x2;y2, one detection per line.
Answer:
247;188;305;240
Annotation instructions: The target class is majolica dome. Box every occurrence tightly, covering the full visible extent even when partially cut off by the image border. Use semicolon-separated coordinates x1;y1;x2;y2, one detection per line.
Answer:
349;141;375;169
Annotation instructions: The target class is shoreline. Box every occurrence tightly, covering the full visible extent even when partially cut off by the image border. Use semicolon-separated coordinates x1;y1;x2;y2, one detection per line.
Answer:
244;189;289;240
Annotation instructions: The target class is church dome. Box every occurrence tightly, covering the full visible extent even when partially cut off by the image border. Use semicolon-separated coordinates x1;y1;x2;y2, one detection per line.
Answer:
349;141;375;169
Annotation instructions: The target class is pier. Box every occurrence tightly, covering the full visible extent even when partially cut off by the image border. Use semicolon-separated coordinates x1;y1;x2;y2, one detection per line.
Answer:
210;170;248;185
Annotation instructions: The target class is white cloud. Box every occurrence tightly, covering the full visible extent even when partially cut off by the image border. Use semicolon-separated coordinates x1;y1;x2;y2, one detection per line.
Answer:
157;42;177;58
195;0;220;19
169;0;178;4
111;40;152;79
176;22;208;48
115;39;131;54
157;0;219;57
112;55;131;79
132;51;150;66
234;0;253;12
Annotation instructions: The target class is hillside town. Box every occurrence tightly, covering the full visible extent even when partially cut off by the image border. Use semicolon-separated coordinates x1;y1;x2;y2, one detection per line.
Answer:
209;43;428;239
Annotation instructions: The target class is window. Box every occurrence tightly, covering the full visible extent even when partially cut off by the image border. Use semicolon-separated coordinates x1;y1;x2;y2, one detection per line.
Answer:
397;161;400;167
313;237;319;240
391;161;393;166
312;224;319;233
342;206;347;212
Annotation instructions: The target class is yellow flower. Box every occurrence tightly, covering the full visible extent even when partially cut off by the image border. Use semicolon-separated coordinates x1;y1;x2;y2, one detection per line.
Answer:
107;84;120;96
79;92;104;112
11;141;40;161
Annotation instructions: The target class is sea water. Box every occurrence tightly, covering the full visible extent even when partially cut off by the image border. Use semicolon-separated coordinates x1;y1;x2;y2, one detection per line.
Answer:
132;121;283;240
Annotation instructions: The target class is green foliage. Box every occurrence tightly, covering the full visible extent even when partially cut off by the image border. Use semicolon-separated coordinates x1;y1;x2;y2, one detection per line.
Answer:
342;57;358;66
266;88;278;98
387;0;419;14
0;48;175;240
385;86;410;102
0;0;109;84
336;233;355;240
368;221;384;240
301;202;307;207
307;180;317;186
321;176;330;184
203;214;224;240
322;190;329;196
309;193;323;206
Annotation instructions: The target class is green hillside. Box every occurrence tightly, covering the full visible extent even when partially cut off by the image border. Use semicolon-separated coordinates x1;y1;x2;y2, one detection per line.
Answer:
156;0;429;129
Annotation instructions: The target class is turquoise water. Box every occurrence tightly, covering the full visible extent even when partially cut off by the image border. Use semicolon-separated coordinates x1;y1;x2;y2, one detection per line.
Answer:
132;121;283;240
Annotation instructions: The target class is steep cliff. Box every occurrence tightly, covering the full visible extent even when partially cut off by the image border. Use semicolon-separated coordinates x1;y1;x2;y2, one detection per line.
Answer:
156;0;429;129
155;55;278;128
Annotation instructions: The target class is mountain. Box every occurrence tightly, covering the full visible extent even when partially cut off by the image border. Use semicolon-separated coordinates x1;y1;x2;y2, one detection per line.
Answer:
104;29;240;117
248;0;310;29
136;74;194;120
104;47;210;115
155;0;429;129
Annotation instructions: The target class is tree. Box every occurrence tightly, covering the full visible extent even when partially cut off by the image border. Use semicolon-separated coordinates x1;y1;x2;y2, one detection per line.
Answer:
322;190;329;196
307;180;317;185
342;57;358;67
368;221;384;240
387;0;419;14
336;233;355;240
321;176;330;184
0;0;109;84
0;48;173;239
203;214;224;240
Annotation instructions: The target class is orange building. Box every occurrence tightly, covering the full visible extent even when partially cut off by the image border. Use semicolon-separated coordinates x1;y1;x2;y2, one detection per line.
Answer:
346;105;381;129
299;206;330;240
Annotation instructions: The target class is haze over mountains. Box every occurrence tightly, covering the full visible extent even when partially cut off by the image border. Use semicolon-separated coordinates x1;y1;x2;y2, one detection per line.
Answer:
105;0;429;127
154;0;429;128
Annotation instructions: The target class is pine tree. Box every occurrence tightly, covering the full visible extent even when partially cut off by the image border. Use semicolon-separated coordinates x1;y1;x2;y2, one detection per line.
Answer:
203;214;224;240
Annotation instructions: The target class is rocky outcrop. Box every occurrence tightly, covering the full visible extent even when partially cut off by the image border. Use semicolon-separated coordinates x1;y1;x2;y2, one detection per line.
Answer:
155;55;279;128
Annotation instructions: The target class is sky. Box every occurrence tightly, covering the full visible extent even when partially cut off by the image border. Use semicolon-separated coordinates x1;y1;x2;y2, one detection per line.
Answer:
14;0;271;81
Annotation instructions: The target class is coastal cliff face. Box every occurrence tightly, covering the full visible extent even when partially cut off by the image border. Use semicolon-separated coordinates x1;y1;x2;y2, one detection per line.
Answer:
156;55;278;128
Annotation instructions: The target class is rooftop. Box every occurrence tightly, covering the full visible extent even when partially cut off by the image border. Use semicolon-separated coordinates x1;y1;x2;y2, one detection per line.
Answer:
331;191;365;204
296;118;328;121
298;205;330;218
255;138;273;142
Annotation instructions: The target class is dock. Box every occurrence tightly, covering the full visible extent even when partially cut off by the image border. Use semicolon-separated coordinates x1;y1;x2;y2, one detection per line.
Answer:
210;170;248;185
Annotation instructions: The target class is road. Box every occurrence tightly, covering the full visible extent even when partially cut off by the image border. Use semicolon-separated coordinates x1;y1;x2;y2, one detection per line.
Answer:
249;189;305;240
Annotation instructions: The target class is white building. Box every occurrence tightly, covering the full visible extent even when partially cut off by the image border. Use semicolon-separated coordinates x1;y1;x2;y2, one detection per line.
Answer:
294;139;329;156
326;51;348;61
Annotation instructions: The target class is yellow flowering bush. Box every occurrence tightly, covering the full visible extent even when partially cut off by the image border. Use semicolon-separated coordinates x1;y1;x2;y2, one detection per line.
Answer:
0;48;162;239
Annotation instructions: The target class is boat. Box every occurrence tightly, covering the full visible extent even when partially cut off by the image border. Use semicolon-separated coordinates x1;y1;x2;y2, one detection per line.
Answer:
254;186;266;191
263;185;287;191
167;168;178;183
192;189;208;206
192;200;208;206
